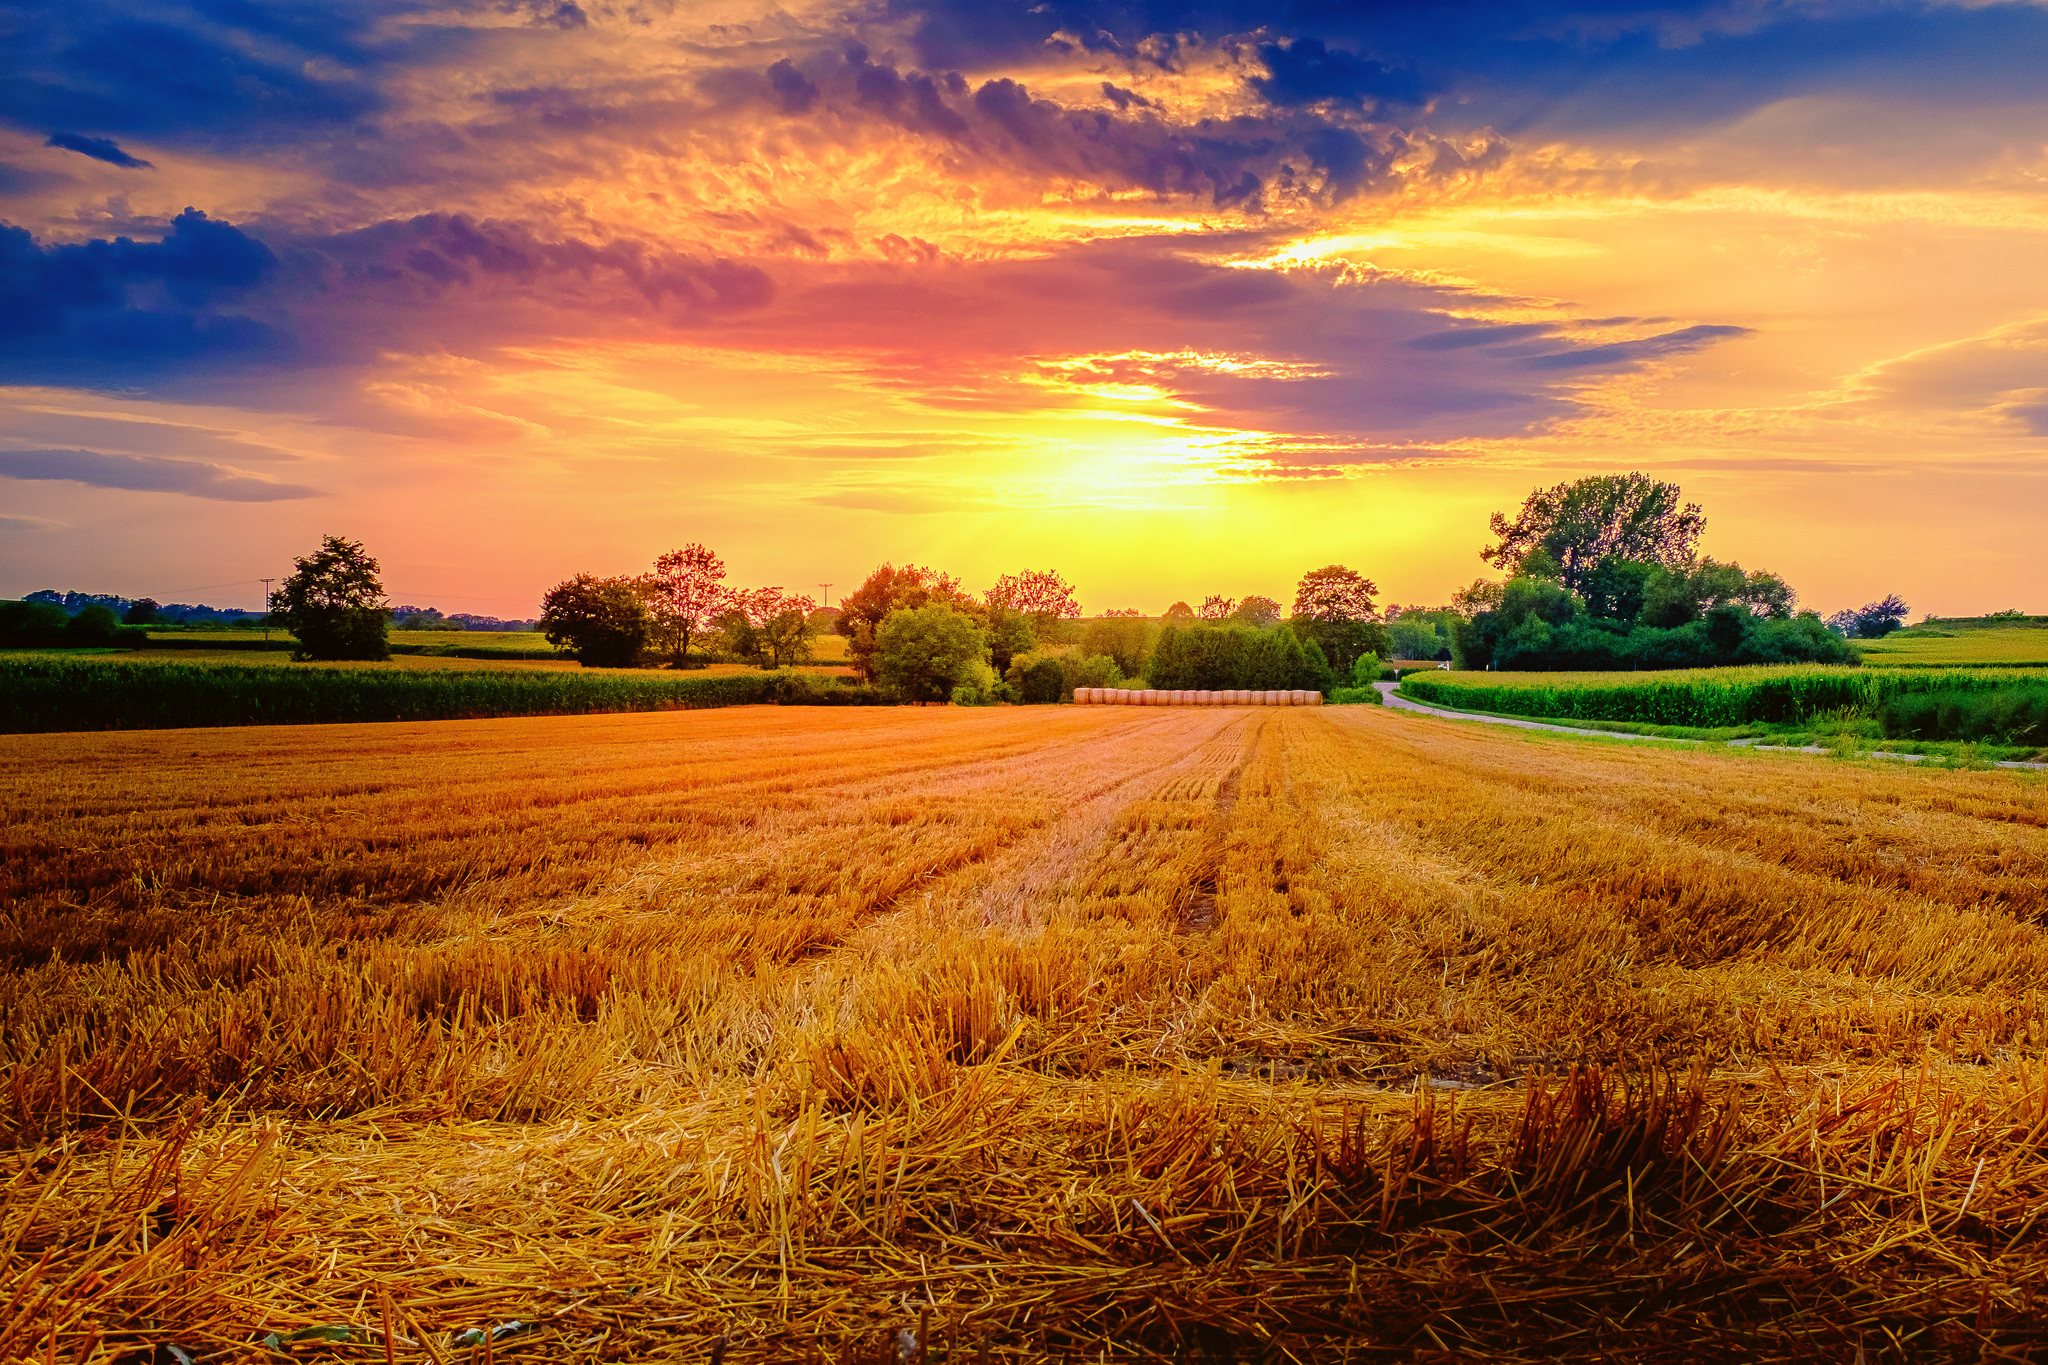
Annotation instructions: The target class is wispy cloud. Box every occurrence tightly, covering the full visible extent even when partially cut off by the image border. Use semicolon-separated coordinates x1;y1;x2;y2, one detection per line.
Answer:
0;449;317;501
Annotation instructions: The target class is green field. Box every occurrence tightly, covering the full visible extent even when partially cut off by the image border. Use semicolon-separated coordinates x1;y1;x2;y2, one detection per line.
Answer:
1853;624;2048;667
1400;665;2048;745
142;629;855;662
0;656;878;732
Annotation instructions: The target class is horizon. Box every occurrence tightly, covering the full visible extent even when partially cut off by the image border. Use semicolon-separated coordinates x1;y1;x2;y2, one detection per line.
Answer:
4;0;2046;616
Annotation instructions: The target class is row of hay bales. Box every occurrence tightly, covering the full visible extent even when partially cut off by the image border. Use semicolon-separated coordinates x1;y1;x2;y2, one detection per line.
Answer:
1076;688;1324;706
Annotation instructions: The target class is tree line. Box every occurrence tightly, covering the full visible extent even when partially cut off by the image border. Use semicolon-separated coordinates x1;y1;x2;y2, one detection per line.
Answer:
1448;472;1903;671
117;488;1921;688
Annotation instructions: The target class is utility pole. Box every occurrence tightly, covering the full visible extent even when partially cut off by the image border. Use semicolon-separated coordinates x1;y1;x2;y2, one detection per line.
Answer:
818;583;832;610
259;577;275;642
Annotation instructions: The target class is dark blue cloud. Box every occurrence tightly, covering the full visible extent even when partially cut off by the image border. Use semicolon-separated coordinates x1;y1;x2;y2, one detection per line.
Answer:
0;0;410;149
761;46;1408;208
1250;37;1429;110
888;0;2048;137
44;132;153;168
0;204;778;389
0;209;286;386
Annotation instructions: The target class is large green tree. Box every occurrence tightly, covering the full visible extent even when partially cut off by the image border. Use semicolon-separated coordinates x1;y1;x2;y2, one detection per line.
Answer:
1287;566;1387;675
540;574;650;668
273;535;391;661
835;564;972;682
1483;473;1705;592
874;605;989;704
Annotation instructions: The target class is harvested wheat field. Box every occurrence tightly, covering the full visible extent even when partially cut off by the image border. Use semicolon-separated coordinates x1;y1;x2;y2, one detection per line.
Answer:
5;705;2048;1362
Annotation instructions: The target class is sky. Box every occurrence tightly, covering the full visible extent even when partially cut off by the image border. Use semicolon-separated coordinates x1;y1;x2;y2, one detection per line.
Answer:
2;0;2045;618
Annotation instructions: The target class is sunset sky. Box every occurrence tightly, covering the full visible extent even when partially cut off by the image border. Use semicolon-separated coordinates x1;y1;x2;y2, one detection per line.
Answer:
3;0;2045;618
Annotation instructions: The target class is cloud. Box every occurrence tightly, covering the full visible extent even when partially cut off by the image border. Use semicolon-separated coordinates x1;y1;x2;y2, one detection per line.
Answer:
0;208;285;385
714;234;1755;450
0;448;317;500
44;132;152;168
0;206;776;389
1846;317;2048;435
1251;38;1430;111
755;46;1413;210
0;514;59;531
0;0;387;147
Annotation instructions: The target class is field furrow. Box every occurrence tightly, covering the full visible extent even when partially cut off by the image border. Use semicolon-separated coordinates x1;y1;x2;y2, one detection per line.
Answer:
5;706;2048;1361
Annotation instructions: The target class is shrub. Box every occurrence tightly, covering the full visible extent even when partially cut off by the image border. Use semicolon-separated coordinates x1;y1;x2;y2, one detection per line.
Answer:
1403;666;2048;729
0;658;808;732
1017;656;1066;704
1328;686;1383;705
1880;686;2048;746
64;605;123;644
876;605;990;704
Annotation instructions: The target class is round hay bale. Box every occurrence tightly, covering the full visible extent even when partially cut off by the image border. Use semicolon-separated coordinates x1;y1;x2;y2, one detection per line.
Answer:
1263;690;1280;705
1308;690;1324;706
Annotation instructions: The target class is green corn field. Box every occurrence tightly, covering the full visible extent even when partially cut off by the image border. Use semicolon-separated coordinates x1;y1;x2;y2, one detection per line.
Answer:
1401;665;2048;728
0;657;876;733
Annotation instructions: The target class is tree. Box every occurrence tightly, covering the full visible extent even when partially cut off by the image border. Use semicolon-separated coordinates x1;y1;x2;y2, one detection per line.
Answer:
65;604;123;643
1828;594;1910;640
874;605;989;704
1229;595;1282;629
1198;595;1236;621
726;587;817;668
122;598;160;626
273;535;391;661
540;573;650;667
1080;615;1156;677
1292;565;1379;623
1288;567;1386;675
836;564;970;682
1484;473;1705;591
987;570;1081;634
642;544;727;667
984;606;1036;673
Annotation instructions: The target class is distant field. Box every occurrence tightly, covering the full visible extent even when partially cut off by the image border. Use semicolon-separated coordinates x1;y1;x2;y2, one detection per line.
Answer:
4;706;2045;1358
1855;625;2048;666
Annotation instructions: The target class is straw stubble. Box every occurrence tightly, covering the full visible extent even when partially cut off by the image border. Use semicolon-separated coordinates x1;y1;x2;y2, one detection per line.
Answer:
2;705;2046;1360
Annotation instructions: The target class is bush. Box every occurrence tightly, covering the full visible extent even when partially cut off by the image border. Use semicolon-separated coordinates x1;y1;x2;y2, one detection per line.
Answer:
64;605;123;644
1017;656;1066;704
0;658;809;732
1403;666;2048;729
1880;686;2048;746
1328;686;1383;705
1350;652;1382;687
1059;652;1125;696
876;605;989;704
0;601;70;636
